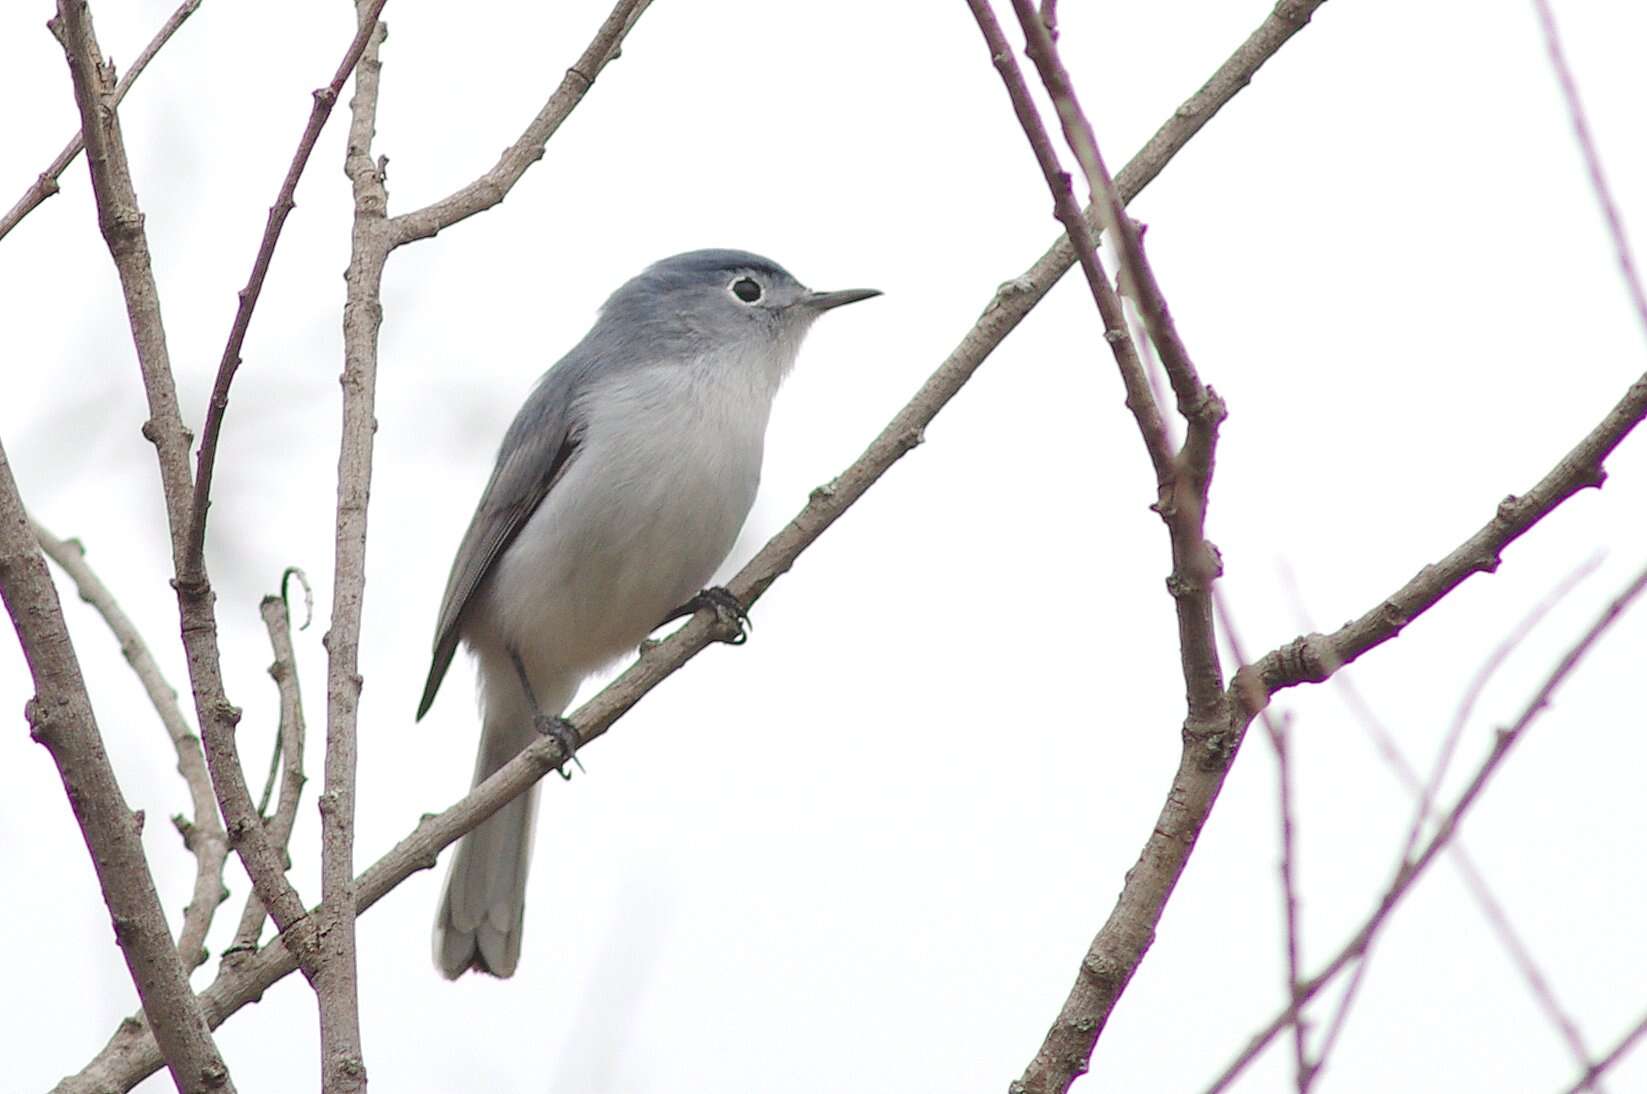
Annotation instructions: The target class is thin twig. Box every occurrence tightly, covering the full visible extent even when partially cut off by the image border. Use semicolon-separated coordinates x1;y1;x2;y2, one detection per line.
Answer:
226;572;311;963
31;519;230;973
0;0;202;245
1531;0;1647;341
1304;560;1607;1083
385;0;653;248
1215;592;1313;1090
182;0;389;585
967;0;1174;487
1560;1008;1647;1094
0;435;232;1093
1204;561;1647;1093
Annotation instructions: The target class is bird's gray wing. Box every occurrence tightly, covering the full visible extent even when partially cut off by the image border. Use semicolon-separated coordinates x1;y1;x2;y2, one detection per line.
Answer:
416;372;587;720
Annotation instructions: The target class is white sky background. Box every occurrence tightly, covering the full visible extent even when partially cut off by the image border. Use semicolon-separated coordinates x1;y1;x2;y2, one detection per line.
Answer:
2;0;1645;1090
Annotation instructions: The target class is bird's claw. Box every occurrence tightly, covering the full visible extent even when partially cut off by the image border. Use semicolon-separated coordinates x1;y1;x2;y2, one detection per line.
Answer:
534;714;585;780
659;586;751;645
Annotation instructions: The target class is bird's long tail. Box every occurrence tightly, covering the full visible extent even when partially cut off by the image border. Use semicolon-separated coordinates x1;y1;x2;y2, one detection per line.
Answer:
433;657;570;978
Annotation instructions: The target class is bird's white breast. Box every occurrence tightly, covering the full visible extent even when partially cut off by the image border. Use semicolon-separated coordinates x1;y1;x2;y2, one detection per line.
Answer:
477;346;787;684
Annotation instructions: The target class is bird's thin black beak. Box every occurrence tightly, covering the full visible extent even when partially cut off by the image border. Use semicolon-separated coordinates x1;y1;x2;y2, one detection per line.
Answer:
805;287;882;311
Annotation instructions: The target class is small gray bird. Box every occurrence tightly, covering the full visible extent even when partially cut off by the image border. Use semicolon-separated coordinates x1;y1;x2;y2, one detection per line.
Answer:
416;249;879;978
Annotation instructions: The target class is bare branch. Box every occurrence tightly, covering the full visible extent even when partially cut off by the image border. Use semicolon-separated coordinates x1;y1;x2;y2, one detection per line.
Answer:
304;3;395;1083
53;0;324;998
0;0;201;245
386;0;653;247
0;436;232;1092
1206;561;1647;1093
31;519;229;973
966;2;1241;1084
966;0;1173;485
50;0;194;556
1008;0;1228;712
1214;594;1313;1090
1250;373;1647;700
182;0;389;584
1304;560;1608;1083
1532;0;1647;341
225;573;311;964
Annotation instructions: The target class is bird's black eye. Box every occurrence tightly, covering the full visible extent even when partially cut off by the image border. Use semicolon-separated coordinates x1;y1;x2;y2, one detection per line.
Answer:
730;277;763;303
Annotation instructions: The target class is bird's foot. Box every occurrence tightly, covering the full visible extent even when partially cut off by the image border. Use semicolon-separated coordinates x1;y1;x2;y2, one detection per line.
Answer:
533;714;585;781
658;586;750;645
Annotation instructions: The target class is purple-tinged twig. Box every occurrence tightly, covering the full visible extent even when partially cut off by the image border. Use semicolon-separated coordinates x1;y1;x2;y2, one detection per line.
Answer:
0;434;232;1093
1561;1009;1647;1094
966;3;1238;1086
182;0;388;585
1008;0;1227;714
31;519;230;974
1204;561;1647;1093
0;0;201;245
1531;0;1647;341
1215;592;1313;1091
967;0;1172;480
1305;559;1607;1084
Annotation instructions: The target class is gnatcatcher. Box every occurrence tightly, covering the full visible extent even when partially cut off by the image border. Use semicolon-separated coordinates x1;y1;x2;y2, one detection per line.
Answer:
416;249;879;978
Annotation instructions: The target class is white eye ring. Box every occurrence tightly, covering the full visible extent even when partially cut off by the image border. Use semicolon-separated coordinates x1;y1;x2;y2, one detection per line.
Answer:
729;277;763;304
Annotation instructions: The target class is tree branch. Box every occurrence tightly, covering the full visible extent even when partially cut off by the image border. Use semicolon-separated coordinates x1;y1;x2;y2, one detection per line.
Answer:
1205;561;1647;1093
0;0;201;245
182;0;389;584
225;573;311;964
53;0;325;1003
31;520;229;973
385;0;653;248
1250;374;1647;701
0;437;232;1093
965;2;1239;1085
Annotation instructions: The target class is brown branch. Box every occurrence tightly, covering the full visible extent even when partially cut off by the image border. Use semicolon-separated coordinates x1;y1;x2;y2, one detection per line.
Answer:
53;0;324;999
967;0;1171;480
304;2;393;1084
0;439;232;1093
965;2;1240;1086
182;0;389;584
1008;0;1228;719
31;520;229;973
385;0;653;248
1250;374;1647;700
0;0;201;245
1205;561;1647;1093
54;3;1340;1085
51;0;193;558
